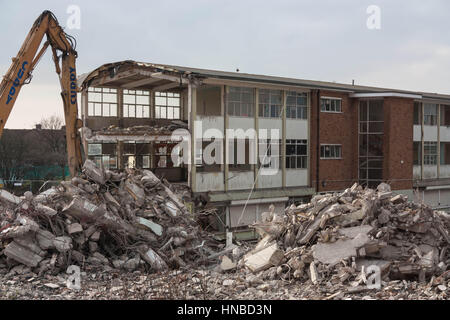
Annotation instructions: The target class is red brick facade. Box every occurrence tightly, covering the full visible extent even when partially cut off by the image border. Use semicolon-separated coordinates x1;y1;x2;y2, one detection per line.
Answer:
310;91;414;192
383;97;414;190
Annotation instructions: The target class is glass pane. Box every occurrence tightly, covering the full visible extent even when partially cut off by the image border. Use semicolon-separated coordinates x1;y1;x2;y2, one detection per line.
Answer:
103;104;110;117
143;106;150;118
110;104;117;116
368;122;384;133
359;134;368;156
94;103;102;116
103;93;117;103
368;135;383;156
155;97;166;106
137;95;150;105
359;101;367;121
88;92;101;102
88;144;102;156
88;103;94;116
124;94;135;104
368;100;383;121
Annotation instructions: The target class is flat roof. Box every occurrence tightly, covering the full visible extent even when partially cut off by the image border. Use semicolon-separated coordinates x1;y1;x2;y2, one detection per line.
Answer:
79;60;450;102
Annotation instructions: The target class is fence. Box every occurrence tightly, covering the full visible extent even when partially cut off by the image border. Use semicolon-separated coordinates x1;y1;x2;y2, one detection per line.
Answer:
0;180;62;196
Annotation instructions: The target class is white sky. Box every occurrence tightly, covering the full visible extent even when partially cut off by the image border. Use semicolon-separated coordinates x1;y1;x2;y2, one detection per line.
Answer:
1;0;450;128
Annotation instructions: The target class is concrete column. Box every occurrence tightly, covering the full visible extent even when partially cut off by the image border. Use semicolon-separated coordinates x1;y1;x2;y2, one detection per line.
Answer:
188;83;197;192
224;85;229;192
118;88;124;128
438;104;441;178
150;91;155;119
282;90;287;187
254;88;259;185
117;141;124;169
421;102;424;180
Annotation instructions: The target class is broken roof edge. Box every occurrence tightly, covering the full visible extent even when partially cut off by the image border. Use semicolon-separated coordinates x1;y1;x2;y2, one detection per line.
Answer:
78;60;450;102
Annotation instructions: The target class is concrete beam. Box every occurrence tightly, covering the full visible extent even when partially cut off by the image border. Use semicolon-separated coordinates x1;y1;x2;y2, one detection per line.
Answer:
121;77;161;89
153;81;182;92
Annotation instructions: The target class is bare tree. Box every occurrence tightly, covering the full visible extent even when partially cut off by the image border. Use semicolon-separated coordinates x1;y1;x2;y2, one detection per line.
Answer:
0;130;30;182
34;115;67;178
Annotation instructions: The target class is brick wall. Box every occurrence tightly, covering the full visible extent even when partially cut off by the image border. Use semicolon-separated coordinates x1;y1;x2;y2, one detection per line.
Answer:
310;90;358;192
383;97;414;190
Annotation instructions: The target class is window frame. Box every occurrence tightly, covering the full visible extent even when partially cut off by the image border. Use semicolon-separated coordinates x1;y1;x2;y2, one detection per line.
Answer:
424;141;437;165
320;144;342;159
320;97;342;113
123;89;151;118
286;139;308;169
87;87;118;117
226;87;255;118
258;89;282;119
154;92;181;120
286;91;308;120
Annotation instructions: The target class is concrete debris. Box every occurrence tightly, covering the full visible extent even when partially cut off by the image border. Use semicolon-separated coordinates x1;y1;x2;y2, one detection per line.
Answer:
220;255;237;271
244;243;284;273
243;182;450;288
0;160;219;276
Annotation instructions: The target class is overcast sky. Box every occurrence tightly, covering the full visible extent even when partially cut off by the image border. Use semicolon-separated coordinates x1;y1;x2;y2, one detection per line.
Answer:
1;0;450;128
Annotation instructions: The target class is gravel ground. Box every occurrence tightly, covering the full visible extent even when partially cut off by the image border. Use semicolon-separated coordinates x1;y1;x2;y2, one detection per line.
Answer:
0;266;448;300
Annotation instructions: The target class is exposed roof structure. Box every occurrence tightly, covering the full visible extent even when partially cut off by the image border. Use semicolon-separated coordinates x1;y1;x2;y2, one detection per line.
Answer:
79;60;450;102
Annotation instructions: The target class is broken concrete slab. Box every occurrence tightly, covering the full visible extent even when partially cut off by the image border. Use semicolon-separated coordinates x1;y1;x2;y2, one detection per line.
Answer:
4;241;44;267
35;203;57;217
140;247;168;272
67;223;83;234
136;217;163;236
220;255;237;271
244;243;284;273
36;229;56;250
0;189;22;205
313;226;373;265
53;236;73;252
83;159;106;185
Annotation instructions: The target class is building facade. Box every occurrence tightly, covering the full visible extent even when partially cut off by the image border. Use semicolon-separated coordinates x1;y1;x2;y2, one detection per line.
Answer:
78;61;450;232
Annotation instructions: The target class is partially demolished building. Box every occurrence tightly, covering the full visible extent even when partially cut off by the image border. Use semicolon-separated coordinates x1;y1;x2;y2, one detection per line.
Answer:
78;60;450;232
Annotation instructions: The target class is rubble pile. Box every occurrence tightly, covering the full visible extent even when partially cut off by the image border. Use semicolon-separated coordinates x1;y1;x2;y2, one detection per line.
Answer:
0;160;217;275
240;183;450;291
98;121;188;135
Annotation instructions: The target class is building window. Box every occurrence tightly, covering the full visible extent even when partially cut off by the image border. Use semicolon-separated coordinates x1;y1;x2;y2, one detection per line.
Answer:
424;103;437;126
123;90;150;118
286;92;308;119
320;144;342;159
196;139;222;172
259;139;281;168
413;141;422;165
321;97;342;113
87;143;117;169
227;87;254;117
441;142;450;165
228;138;252;171
155;92;180;119
87;87;118;117
258;89;281;118
359;100;384;188
414;102;422;125
440;105;450;126
424;141;437;165
123;142;151;169
286;139;307;169
154;141;178;168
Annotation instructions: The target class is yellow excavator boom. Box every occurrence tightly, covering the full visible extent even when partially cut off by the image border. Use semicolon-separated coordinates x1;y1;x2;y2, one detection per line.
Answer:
0;10;83;177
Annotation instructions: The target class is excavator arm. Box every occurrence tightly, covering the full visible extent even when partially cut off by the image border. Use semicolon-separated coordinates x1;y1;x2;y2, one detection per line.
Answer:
0;10;83;177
